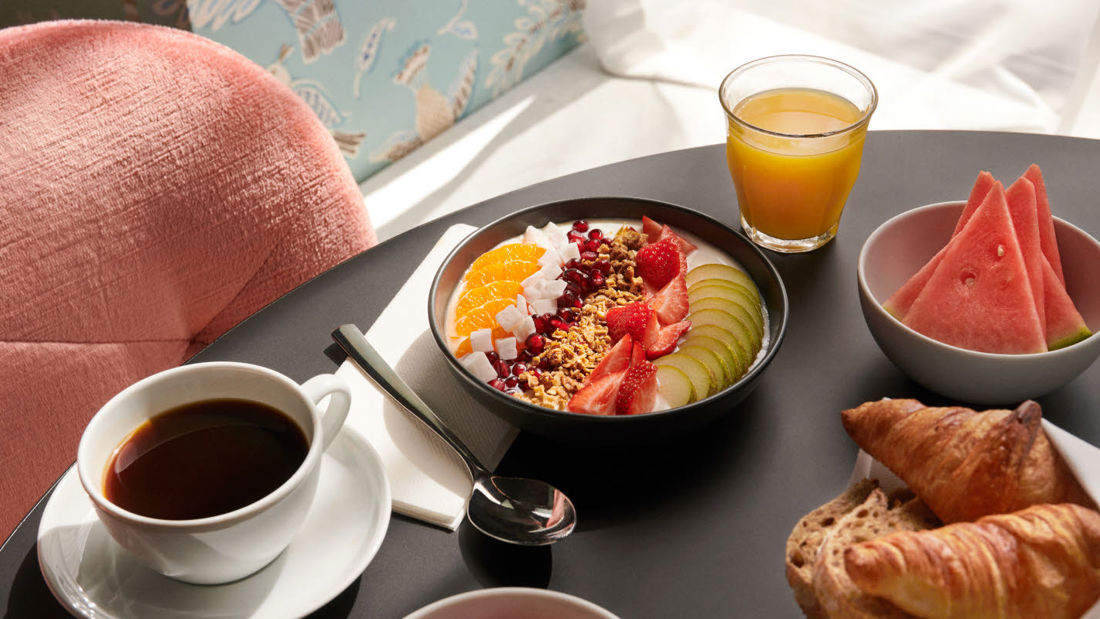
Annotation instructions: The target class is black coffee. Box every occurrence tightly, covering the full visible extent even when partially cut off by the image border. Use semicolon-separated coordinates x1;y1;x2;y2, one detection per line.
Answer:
104;398;309;520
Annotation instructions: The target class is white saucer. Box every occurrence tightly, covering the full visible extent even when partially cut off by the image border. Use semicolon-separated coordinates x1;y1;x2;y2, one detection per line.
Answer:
37;429;391;619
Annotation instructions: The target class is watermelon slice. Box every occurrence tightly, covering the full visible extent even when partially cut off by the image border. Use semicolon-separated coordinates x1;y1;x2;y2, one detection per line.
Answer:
1003;176;1045;333
951;170;996;236
903;182;1046;354
1023;164;1065;286
1042;257;1092;349
883;170;994;319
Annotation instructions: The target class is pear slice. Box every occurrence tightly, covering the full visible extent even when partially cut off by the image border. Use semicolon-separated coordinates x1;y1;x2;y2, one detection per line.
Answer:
682;333;744;384
678;344;730;393
688;278;757;302
686;324;751;375
686;264;759;296
654;353;711;401
689;296;764;339
687;309;761;359
689;283;764;327
656;365;694;408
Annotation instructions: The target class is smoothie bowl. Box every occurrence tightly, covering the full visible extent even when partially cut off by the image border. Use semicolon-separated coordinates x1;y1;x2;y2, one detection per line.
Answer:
428;197;788;443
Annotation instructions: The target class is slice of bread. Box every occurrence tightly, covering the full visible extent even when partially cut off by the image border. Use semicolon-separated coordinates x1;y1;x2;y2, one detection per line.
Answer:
811;489;940;618
785;479;879;618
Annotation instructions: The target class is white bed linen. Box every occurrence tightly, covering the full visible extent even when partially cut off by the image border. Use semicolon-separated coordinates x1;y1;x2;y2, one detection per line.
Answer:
362;1;1100;242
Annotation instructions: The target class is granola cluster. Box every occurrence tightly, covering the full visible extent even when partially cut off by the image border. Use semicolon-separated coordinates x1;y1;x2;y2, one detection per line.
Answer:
514;227;647;410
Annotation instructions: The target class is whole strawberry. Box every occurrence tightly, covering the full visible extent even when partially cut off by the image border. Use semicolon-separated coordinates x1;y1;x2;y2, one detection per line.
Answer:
635;238;683;289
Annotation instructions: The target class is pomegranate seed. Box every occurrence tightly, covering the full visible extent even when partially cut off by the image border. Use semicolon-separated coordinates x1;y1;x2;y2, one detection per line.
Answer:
567;231;585;244
587;228;603;240
532;314;548;334
488;378;507;391
565;259;583;270
511;362;527;376
504;377;518;389
583;239;600;253
485;351;499;363
593;260;611;275
572;296;584;309
549;317;570;331
562;268;585;284
538;357;552;370
559;307;580;321
558;292;577;308
572;220;589;232
494;360;511;378
525;333;545;355
590;272;605;288
581;250;598;261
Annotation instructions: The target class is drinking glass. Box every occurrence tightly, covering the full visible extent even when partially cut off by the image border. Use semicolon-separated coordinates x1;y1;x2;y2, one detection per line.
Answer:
720;55;877;253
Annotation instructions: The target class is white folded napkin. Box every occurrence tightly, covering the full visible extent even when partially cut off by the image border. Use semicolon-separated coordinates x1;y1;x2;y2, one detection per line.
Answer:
336;224;519;530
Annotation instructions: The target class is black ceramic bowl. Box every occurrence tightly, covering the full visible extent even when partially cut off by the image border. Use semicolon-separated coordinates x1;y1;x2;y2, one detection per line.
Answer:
429;197;788;443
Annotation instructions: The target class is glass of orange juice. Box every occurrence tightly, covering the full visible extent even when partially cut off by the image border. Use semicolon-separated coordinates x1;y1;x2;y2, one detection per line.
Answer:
719;55;877;253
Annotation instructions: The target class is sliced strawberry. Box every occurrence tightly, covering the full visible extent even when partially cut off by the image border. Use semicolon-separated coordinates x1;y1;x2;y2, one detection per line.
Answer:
655;224;698;255
615;362;659;414
566;373;621;415
640;306;660;350
646;320;691;359
630;340;647;367
635;238;682;289
589;334;633;383
650;275;690;325
641;216;663;243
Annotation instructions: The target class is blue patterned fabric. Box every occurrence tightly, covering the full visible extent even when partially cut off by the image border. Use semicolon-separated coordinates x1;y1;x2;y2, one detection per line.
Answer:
0;0;586;181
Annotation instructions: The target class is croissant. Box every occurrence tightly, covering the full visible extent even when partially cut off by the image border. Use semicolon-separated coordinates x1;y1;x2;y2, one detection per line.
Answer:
843;503;1100;619
841;399;1095;523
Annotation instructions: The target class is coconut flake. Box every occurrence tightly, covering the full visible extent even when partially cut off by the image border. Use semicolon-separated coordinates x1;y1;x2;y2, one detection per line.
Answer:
496;337;518;360
495;304;524;332
469;328;494;353
523;225;553;249
530;298;557;315
460;351;498;383
513;315;536;340
540;279;568;298
537;246;562;267
558;242;581;263
541;222;568;247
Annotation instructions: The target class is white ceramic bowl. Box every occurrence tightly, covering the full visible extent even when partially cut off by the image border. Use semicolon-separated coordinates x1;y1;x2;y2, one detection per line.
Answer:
858;201;1100;405
406;587;619;619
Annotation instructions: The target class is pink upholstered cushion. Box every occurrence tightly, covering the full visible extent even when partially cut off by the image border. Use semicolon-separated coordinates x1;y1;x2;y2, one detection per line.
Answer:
0;20;376;540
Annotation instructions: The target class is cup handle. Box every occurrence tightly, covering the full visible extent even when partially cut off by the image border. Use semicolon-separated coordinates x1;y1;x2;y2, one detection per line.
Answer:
301;374;352;450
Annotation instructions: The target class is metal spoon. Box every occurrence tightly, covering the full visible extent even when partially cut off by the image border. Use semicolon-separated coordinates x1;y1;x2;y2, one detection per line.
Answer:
332;325;576;546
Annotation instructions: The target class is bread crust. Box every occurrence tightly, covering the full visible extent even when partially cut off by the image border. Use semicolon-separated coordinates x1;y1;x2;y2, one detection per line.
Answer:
810;488;938;618
785;479;879;617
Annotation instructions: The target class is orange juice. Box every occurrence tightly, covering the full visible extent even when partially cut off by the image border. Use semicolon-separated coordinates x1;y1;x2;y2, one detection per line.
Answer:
726;87;869;244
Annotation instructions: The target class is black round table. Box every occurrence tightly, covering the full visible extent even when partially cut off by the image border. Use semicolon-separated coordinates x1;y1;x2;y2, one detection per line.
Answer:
4;131;1099;618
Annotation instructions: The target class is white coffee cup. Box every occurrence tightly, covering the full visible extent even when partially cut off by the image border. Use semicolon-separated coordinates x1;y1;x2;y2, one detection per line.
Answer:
77;362;351;585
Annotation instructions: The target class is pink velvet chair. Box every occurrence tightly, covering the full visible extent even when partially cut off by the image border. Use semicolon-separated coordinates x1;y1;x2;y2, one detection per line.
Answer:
0;20;377;541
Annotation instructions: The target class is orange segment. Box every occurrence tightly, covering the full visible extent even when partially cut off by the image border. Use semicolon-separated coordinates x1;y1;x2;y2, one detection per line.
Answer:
469;243;545;272
456;280;524;316
464;260;541;287
455;298;515;336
